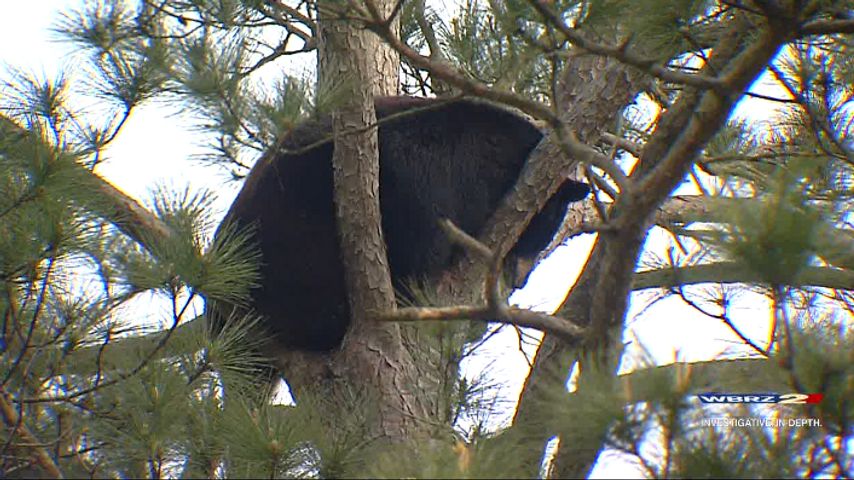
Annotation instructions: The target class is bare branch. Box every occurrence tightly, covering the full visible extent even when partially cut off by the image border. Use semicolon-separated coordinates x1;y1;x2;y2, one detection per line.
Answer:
380;306;584;342
264;0;317;32
439;219;492;260
81;166;173;244
0;390;63;478
627;26;788;225
238;39;316;78
601;132;642;158
800;18;854;36
633;263;854;291
439;219;506;310
390;216;590;340
673;286;769;356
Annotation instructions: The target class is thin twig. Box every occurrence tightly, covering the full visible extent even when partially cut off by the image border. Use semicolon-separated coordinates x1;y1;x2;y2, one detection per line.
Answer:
0;390;63;478
674;285;768;356
527;0;727;92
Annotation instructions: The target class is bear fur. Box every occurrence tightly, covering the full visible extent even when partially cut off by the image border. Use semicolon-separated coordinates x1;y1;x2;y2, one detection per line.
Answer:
212;96;589;351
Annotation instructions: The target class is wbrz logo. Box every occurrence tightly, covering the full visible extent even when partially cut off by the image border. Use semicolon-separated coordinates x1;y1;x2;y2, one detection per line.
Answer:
697;393;823;404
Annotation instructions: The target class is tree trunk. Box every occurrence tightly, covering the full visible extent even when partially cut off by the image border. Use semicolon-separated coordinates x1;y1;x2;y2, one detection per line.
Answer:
514;14;786;477
271;1;431;443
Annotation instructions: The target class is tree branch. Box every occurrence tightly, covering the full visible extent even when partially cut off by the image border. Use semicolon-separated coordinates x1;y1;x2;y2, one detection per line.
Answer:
626;27;788;225
527;0;727;92
618;357;787;402
633;263;854;291
1;115;172;250
77;164;173;245
514;15;789;477
46;317;205;377
380;306;584;342
799;18;854;35
361;2;560;124
673;285;769;356
384;219;587;341
579;17;787;352
0;390;63;478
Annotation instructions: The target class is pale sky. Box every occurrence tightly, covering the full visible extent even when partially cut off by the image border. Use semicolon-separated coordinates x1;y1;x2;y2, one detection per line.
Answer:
0;3;781;477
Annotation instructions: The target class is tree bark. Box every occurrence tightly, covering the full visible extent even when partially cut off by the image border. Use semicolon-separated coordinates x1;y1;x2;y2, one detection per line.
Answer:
515;14;789;477
267;0;432;443
492;52;647;476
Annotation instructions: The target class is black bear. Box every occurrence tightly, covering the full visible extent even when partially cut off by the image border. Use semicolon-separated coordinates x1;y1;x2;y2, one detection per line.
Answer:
211;96;589;352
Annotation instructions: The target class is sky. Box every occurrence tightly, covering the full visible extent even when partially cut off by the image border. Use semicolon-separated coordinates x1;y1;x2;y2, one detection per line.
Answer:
0;2;784;478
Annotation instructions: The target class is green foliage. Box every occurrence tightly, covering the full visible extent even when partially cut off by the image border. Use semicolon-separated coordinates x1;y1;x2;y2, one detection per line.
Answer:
218;393;307;477
538;326;852;478
1;0;852;478
0;97;268;476
53;0;316;177
363;433;536;479
0;125;91;274
719;170;824;285
786;315;854;439
55;0;140;55
671;426;764;479
583;0;714;57
396;279;505;436
442;0;557;98
700;45;853;286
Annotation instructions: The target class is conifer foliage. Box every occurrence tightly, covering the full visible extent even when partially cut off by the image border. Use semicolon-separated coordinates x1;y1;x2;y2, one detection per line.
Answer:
0;1;851;478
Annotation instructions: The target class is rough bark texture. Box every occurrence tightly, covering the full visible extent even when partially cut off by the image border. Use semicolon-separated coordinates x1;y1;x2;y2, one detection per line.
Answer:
267;1;432;443
511;14;790;477
6;2;840;476
483;52;647;476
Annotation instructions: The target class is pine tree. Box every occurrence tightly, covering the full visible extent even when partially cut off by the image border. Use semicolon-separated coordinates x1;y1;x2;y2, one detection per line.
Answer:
0;0;851;478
